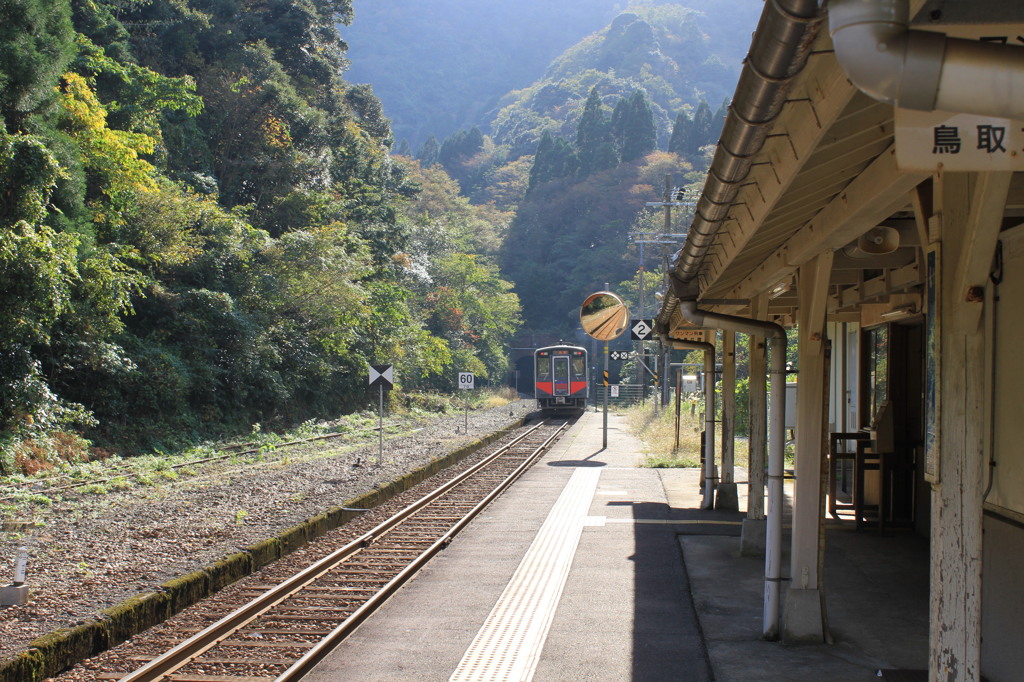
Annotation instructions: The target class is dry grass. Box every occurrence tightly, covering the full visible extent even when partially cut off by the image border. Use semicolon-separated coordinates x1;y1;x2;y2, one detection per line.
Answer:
625;402;750;469
478;386;517;408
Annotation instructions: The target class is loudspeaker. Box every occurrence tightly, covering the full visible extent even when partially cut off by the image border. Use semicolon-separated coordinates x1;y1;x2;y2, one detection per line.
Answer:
857;226;900;255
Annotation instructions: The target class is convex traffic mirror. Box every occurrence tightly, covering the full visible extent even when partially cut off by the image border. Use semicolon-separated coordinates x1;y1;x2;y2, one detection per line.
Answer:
580;291;629;341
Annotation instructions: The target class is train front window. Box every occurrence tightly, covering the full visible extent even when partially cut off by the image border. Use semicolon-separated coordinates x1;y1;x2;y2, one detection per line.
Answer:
572;354;586;379
536;354;551;382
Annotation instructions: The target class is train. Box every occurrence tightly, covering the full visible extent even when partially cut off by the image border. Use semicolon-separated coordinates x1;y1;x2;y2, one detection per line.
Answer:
534;344;589;412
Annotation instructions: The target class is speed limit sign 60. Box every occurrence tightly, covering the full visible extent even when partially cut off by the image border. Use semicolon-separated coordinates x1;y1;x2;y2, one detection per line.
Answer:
458;372;475;390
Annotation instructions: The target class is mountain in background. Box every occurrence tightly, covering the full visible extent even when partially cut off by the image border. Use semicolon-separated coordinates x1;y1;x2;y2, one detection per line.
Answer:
487;2;761;158
340;0;762;151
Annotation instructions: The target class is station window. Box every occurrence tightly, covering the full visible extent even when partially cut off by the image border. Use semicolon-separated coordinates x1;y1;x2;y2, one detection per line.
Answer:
865;325;889;426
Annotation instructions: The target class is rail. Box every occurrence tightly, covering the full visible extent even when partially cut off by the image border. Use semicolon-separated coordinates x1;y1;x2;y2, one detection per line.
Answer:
103;420;567;682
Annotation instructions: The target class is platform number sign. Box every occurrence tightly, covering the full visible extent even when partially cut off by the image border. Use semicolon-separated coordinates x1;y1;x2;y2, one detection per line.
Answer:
458;372;475;390
630;319;654;341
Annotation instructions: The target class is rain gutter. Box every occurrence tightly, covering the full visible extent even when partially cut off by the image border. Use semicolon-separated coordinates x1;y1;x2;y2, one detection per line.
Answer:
669;0;823;286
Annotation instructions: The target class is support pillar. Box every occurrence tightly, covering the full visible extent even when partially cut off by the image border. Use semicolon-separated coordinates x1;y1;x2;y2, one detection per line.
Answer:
702;344;717;509
929;171;1010;680
742;293;769;556
717;331;739;510
783;250;834;643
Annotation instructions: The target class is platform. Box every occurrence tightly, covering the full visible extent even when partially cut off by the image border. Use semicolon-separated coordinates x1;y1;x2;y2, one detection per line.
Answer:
306;410;929;682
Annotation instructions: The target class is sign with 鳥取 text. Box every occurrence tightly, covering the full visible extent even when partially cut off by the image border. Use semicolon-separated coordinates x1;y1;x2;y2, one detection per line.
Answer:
896;109;1024;172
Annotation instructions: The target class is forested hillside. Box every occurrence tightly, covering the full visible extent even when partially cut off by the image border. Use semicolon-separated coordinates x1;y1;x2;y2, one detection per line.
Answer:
1;0;762;468
340;0;623;152
488;4;756;157
341;0;761;152
407;3;759;332
0;0;520;465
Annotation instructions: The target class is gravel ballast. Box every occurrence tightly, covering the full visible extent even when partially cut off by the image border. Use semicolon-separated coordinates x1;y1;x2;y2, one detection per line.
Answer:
0;400;536;672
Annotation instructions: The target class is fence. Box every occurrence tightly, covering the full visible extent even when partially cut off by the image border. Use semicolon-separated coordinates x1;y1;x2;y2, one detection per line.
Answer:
596;383;658;407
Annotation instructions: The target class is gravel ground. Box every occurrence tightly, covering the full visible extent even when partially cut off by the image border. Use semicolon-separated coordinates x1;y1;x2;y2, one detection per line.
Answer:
0;400;536;666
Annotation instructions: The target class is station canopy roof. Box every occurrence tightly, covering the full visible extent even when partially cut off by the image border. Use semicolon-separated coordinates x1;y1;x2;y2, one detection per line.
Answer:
657;0;1024;337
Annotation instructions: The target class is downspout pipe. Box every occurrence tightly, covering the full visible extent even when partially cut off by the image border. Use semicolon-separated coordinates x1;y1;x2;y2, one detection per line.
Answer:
661;336;718;510
676;300;788;640
830;0;1024;120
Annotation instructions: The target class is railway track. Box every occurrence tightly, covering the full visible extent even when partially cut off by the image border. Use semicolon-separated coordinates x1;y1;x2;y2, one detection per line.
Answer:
64;419;568;682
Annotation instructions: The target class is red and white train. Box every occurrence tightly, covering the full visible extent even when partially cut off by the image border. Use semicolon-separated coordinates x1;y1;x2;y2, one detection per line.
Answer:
534;344;588;412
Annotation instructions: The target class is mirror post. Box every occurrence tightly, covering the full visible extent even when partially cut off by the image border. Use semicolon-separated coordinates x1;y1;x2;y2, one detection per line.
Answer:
579;286;629;450
603;282;610;448
603;340;609;448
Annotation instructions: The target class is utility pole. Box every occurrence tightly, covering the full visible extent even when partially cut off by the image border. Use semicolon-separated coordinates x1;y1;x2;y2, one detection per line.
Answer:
639;175;690;407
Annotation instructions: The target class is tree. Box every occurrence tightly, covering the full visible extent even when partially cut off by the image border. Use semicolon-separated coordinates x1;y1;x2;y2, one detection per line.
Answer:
621;89;657;162
438;127;484;172
575;86;615;177
422;253;520;385
527;131;577;194
685;99;714;156
610;97;630;152
0;0;75;131
417;135;440;167
668;108;690;155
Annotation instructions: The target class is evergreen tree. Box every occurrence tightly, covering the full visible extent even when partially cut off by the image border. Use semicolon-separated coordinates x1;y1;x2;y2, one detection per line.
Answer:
686;99;714;156
0;0;76;131
439;126;484;171
714;98;730;127
620;90;656;162
575;87;614;177
668;109;691;155
417;135;440;166
395;139;411;156
527;131;577;194
610;97;630;152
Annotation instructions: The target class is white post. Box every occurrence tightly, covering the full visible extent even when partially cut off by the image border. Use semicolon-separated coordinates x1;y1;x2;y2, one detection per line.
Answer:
929;170;1010;679
748;293;769;521
764;334;787;639
783;249;834;642
13;548;27;586
703;346;716;509
718;331;738;510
